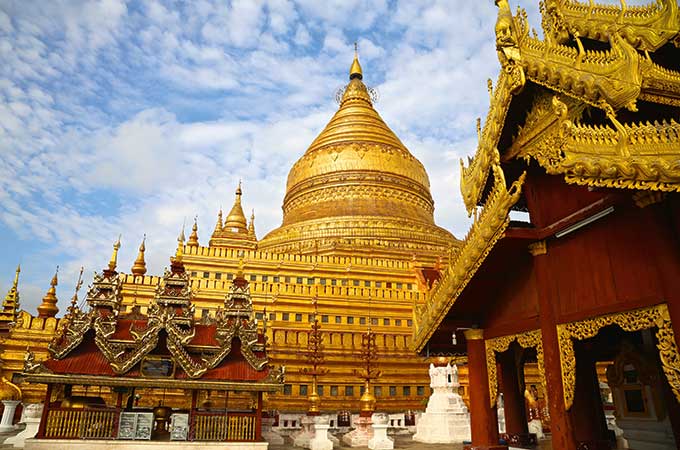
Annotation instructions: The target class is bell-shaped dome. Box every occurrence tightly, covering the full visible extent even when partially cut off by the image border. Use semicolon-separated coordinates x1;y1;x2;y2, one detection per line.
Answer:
259;55;456;258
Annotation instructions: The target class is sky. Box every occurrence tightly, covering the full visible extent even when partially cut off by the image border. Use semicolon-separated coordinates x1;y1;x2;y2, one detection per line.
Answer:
0;0;638;314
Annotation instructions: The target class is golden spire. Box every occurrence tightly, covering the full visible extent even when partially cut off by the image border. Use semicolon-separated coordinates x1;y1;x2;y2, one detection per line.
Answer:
214;208;223;235
1;264;21;315
224;181;248;233
349;42;362;80
175;225;185;262
68;267;84;312
248;210;256;238
188;216;199;247
131;235;147;276
108;235;121;272
37;266;59;318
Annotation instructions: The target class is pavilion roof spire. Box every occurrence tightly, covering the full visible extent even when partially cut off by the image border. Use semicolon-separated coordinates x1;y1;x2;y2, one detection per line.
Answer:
131;235;147;276
175;225;185;263
108;235;121;272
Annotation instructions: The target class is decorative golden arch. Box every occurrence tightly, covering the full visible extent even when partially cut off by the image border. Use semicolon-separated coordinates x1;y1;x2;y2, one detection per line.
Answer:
485;329;545;408
557;303;680;410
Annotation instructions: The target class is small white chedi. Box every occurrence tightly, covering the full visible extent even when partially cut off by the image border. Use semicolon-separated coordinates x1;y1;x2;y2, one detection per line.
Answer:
413;363;471;444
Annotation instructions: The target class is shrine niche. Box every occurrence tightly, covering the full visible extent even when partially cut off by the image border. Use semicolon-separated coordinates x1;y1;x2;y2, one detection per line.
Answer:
606;340;676;450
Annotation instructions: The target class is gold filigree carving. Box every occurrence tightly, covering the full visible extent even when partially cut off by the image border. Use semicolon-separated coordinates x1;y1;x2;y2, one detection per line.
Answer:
557;303;680;410
485;329;546;407
460;65;526;215
528;240;547;256
519;95;680;192
541;0;680;52
413;166;526;352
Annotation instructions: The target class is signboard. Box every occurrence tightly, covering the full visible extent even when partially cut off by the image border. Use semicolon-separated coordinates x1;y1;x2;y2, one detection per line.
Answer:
117;412;154;440
135;413;154;440
117;412;137;440
170;413;189;441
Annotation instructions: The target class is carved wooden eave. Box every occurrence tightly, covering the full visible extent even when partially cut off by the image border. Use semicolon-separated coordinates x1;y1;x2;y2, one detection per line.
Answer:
541;0;680;52
460;1;680;216
46;262;271;381
639;56;680;107
520;32;642;110
517;95;680;192
413;166;526;353
518;29;680;109
460;66;526;215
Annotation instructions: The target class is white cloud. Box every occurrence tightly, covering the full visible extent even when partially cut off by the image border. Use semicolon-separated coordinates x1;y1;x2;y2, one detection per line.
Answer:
1;0;613;313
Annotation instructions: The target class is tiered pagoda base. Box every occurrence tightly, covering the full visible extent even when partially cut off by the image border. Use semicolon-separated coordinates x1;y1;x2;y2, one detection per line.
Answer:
24;440;269;450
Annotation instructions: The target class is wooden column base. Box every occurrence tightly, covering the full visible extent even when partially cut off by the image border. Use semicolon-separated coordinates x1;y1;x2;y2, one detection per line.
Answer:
500;432;537;447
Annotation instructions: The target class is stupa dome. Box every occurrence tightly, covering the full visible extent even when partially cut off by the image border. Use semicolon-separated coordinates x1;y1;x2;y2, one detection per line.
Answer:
259;54;457;258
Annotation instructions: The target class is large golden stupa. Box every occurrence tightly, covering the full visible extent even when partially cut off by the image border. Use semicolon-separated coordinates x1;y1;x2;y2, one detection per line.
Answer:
260;54;455;258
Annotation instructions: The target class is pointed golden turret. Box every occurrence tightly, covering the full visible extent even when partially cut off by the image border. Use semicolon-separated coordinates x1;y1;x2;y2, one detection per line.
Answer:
37;266;59;318
174;226;185;263
214;208;223;235
131;235;147;276
0;265;21;327
108;235;121;272
349;42;362;80
188;217;199;247
248;210;256;238
224;182;248;233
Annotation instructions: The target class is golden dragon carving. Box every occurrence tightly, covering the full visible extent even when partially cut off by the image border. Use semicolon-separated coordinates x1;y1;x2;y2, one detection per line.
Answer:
518;95;680;192
541;0;680;51
413;163;526;353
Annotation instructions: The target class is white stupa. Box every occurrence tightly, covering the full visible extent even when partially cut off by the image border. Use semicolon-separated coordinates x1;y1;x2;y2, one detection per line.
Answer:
413;363;471;443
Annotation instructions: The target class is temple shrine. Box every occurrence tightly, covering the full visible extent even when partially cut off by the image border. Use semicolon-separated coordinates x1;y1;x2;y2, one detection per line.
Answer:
17;241;283;448
414;1;680;450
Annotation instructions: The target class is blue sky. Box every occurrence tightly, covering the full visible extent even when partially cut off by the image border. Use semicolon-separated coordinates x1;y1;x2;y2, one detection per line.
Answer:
0;0;635;314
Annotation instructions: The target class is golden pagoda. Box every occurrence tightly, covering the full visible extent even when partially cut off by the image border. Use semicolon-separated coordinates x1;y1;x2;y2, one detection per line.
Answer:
0;53;464;413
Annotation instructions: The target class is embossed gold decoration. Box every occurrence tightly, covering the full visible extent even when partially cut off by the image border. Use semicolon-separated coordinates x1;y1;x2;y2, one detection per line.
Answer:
460;66;525;215
462;0;680;217
518;95;680;192
413;165;526;352
528;240;547;256
259;57;457;257
485;330;545;408
541;0;680;51
557;303;680;410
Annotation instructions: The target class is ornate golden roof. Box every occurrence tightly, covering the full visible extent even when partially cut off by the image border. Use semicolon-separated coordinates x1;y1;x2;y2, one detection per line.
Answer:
259;55;457;257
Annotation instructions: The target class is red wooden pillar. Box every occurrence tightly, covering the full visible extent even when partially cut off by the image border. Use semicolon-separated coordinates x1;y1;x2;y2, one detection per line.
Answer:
532;245;577;450
570;344;609;450
464;329;505;450
36;383;53;439
188;390;198;441
255;392;263;441
498;350;531;446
